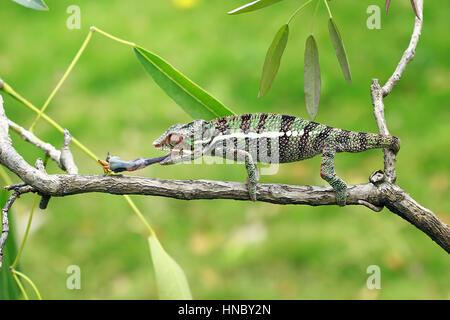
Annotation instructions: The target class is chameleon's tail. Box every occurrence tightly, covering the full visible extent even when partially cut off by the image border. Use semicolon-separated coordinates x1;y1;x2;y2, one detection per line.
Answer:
364;133;401;154
337;130;400;154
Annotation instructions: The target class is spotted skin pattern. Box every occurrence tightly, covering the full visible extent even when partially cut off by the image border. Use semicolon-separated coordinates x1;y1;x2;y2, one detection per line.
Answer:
149;113;400;205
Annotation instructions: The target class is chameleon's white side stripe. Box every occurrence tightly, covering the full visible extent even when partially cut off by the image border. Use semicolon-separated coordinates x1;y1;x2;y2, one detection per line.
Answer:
199;131;285;147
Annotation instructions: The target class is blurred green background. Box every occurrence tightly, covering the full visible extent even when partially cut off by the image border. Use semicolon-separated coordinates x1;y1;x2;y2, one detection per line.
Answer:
0;0;448;299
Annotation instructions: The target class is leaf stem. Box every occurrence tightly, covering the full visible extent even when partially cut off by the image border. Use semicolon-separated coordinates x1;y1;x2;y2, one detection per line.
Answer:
124;195;155;237
11;269;42;300
11;194;38;269
12;273;28;300
287;0;316;25
29;29;94;132
323;0;332;18
28;26;136;132
311;0;321;34
90;26;136;47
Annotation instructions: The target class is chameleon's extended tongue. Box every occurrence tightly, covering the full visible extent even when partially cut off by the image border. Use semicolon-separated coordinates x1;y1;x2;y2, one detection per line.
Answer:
143;154;170;165
107;153;170;173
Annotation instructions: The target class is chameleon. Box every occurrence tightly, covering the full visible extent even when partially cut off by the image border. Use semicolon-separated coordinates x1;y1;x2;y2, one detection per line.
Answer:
101;113;400;206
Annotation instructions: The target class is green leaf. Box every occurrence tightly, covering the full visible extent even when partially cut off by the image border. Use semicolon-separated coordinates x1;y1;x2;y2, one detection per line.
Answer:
304;35;321;120
134;46;235;120
259;24;289;98
228;0;284;15
12;0;49;11
328;18;352;84
0;191;20;300
148;235;192;300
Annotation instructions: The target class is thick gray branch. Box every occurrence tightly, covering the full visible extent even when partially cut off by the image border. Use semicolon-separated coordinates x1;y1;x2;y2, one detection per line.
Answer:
381;183;450;253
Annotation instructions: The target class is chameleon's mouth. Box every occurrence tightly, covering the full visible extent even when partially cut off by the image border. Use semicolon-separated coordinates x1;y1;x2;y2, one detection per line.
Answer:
153;140;173;152
152;142;165;150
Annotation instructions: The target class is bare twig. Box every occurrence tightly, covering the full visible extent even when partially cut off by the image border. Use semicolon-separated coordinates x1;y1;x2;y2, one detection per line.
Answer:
358;200;383;212
370;0;423;184
371;79;397;183
8;120;62;167
60;129;78;174
8;120;78;175
0;190;26;269
35;158;51;210
0;191;18;268
382;0;423;96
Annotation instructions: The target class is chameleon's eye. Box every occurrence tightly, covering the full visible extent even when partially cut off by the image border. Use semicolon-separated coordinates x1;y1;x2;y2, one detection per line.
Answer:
169;133;182;147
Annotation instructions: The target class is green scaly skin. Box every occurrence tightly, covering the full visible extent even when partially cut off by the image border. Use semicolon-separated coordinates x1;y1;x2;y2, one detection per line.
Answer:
108;113;400;206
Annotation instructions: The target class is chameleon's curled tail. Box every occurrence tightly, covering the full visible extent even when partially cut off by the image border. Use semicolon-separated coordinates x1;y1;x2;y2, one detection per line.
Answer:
365;133;401;154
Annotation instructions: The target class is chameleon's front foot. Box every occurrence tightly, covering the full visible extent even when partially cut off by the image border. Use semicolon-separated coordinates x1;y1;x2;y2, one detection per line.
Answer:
246;177;258;201
246;165;259;202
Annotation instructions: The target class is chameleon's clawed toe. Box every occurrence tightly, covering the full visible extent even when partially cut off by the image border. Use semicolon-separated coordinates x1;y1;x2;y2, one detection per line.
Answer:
336;192;347;207
248;188;257;202
246;179;257;202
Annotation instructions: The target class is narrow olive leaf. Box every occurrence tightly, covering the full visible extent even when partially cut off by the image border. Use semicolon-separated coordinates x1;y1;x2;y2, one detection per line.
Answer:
12;0;49;11
328;19;352;84
385;0;391;13
304;35;321;120
259;24;289;98
228;0;284;15
134;46;235;121
0;191;20;300
148;236;192;300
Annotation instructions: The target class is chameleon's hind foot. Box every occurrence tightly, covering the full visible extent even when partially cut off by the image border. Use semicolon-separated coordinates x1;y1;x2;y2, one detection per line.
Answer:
320;148;348;207
335;188;347;207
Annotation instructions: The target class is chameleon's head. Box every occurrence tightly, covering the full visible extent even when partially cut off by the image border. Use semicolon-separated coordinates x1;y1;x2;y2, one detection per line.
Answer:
153;119;207;164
